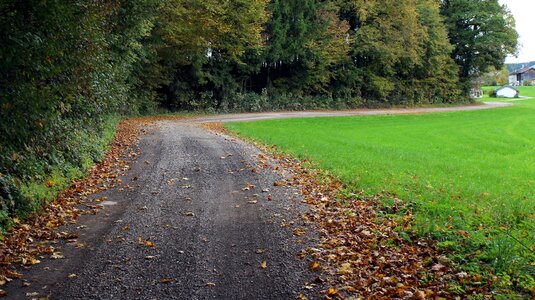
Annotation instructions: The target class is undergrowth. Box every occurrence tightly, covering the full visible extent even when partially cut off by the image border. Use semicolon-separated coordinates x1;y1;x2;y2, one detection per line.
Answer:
0;115;121;232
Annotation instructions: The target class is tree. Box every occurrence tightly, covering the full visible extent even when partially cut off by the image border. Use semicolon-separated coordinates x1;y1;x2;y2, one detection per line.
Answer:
152;0;269;109
260;0;350;94
347;0;460;104
480;65;510;86
440;0;518;92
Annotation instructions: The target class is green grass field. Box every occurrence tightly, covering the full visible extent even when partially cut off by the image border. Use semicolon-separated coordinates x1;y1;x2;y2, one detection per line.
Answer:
226;87;535;292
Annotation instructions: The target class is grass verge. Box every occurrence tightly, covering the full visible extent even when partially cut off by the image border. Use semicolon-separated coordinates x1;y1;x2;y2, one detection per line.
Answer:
19;116;121;210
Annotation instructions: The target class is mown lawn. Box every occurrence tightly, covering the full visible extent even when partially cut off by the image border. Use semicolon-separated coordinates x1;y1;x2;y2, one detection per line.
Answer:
225;88;535;293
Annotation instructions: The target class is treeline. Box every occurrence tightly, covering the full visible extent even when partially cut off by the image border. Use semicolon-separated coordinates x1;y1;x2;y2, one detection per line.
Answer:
0;0;517;224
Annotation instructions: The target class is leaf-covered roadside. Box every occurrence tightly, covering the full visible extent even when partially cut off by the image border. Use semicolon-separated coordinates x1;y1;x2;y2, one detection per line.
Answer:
207;123;493;299
0;116;184;297
267;152;496;298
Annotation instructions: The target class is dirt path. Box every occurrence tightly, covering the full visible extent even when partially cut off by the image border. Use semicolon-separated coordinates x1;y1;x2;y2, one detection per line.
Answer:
4;102;510;299
6;123;320;299
188;101;511;123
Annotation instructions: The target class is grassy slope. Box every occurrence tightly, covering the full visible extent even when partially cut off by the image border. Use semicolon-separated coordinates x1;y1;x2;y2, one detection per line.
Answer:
225;88;535;291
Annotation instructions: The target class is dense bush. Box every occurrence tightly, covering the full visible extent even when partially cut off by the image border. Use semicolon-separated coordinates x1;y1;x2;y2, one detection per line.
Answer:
0;0;160;228
219;91;363;113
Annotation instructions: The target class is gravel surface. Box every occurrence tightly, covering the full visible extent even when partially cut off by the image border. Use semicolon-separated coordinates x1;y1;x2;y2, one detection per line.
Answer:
187;102;511;123
7;123;317;299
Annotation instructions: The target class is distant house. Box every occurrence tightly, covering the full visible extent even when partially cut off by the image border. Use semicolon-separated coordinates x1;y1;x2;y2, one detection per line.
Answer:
495;86;519;98
509;65;535;86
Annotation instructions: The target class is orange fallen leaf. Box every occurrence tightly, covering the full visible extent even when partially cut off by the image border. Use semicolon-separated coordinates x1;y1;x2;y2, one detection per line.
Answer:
22;257;40;265
326;287;337;296
309;261;321;271
293;228;306;236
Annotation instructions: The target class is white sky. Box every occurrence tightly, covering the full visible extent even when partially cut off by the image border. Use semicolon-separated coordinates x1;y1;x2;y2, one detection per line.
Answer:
499;0;535;63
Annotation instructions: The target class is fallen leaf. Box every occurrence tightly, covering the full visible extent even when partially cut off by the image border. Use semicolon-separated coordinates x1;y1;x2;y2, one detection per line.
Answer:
67;274;77;279
260;261;267;269
431;263;445;272
51;252;64;259
5;271;22;279
293;228;306;236
337;263;352;275
22;257;41;265
309;261;321;271
160;278;173;284
326;287;337;296
138;237;156;248
185;212;195;217
416;290;426;300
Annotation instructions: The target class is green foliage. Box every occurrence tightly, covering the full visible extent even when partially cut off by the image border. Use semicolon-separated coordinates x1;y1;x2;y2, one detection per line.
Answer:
262;0;350;93
481;66;510;86
440;0;518;91
0;0;159;228
350;0;462;104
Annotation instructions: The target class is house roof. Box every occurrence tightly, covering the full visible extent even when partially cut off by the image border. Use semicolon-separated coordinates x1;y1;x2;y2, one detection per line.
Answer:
496;85;519;93
510;65;535;75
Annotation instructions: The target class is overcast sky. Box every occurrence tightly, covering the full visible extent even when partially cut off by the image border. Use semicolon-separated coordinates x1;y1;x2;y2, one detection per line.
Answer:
499;0;534;63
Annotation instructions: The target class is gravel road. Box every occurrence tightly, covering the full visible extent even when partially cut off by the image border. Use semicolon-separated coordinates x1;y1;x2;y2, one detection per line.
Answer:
7;124;317;299
5;102;509;299
187;101;511;123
